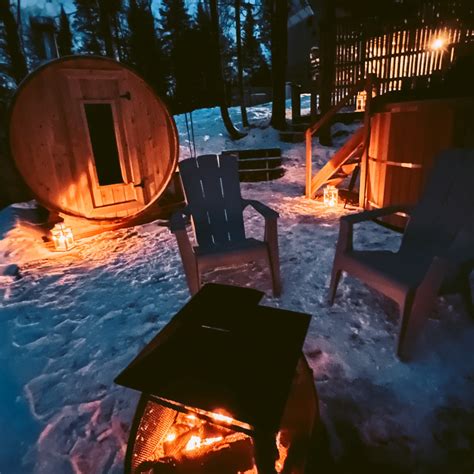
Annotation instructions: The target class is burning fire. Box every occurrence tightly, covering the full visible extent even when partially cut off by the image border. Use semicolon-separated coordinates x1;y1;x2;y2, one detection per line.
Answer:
210;411;234;424
137;405;289;473
185;435;224;451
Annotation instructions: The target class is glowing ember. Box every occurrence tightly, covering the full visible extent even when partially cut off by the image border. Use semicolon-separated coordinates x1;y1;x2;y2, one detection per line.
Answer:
185;435;224;451
210;411;234;424
165;433;176;442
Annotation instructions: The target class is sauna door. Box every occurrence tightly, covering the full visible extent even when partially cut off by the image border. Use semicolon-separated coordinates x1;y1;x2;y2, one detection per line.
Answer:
64;70;145;218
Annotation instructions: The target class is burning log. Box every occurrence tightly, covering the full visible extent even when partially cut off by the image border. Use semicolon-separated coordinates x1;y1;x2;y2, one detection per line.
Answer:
137;435;254;473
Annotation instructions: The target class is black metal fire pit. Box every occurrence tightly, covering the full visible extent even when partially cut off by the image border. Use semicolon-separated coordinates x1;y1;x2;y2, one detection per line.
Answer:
115;284;319;474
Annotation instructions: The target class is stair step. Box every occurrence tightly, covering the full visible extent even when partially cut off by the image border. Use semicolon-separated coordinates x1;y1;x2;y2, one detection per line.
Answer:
341;163;359;175
222;148;281;159
325;176;346;187
220;148;285;182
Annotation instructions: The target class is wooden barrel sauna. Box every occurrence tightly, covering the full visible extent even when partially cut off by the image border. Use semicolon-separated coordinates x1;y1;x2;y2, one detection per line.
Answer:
364;97;474;229
9;56;179;221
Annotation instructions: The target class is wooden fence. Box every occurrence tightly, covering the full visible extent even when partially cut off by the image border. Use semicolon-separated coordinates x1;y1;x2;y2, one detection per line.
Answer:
331;0;474;104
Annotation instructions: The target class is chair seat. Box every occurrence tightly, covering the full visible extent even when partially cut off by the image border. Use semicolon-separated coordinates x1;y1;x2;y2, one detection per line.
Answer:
194;238;268;271
194;238;267;256
343;250;433;301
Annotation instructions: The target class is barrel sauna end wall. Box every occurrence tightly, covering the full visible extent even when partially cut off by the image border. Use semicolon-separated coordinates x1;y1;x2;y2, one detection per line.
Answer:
9;56;180;237
364;98;474;230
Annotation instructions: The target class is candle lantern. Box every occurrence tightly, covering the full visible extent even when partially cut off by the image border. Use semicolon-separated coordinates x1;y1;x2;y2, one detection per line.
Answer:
356;90;367;112
324;185;339;207
51;223;75;251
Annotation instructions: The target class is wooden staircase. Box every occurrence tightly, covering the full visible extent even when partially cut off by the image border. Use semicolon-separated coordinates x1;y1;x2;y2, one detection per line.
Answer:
305;75;377;201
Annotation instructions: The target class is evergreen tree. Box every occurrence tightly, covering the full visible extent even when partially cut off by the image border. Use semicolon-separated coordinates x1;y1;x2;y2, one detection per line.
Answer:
242;2;270;86
270;0;288;130
208;0;245;139
0;0;28;83
98;0;123;58
235;0;248;126
57;6;73;57
192;1;220;107
73;0;103;54
159;0;194;110
127;0;168;97
259;0;272;55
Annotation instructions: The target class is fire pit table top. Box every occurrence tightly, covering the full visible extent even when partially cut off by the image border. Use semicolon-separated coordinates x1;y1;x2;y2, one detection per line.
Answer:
115;283;311;433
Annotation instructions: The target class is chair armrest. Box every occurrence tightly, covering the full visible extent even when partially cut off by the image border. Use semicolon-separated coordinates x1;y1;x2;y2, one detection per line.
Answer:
242;199;279;220
337;204;413;253
170;206;191;232
342;204;413;225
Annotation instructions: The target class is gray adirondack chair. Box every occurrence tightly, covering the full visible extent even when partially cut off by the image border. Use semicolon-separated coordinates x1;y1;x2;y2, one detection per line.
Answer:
329;149;474;360
171;154;282;296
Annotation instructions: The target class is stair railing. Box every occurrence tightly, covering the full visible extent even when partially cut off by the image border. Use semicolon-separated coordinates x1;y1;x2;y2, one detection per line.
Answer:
305;74;377;199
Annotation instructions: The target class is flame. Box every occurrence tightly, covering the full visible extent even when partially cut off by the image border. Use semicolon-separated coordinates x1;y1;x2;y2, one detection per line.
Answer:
165;432;176;442
185;435;224;452
210;411;234;424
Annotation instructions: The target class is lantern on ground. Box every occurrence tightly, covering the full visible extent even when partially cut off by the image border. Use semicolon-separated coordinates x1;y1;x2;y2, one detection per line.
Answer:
51;223;75;251
324;185;339;207
356;90;367;112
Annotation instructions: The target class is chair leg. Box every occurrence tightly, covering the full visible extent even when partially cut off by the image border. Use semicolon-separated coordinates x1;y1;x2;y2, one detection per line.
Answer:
266;220;282;297
180;254;201;295
174;231;201;295
267;247;282;297
397;289;438;361
186;264;201;296
328;266;342;306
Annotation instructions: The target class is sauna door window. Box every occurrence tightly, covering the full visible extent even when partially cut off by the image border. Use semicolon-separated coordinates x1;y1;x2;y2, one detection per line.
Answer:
84;102;125;186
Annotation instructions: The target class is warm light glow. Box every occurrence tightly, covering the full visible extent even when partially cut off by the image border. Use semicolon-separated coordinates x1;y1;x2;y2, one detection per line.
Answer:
136;404;291;473
356;90;367;112
210;410;234;424
323;185;339;207
431;37;446;50
51;223;75;251
185;435;223;452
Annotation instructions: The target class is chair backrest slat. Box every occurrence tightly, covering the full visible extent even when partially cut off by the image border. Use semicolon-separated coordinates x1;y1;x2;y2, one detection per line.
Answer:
179;155;246;249
400;149;474;257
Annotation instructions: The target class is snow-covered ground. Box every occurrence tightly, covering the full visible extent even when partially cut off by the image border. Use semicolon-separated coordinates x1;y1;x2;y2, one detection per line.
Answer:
1;97;473;473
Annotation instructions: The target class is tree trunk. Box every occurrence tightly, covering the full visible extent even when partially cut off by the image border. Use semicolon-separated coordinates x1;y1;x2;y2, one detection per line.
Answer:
318;0;336;146
98;5;117;59
0;0;28;84
270;0;288;131
235;0;249;127
209;0;246;140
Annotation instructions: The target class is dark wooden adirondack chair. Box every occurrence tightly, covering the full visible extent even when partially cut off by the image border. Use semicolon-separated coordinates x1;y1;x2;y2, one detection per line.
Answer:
171;154;281;296
329;149;474;360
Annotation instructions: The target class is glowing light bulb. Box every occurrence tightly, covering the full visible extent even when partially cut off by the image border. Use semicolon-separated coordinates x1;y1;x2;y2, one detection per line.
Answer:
431;37;445;50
